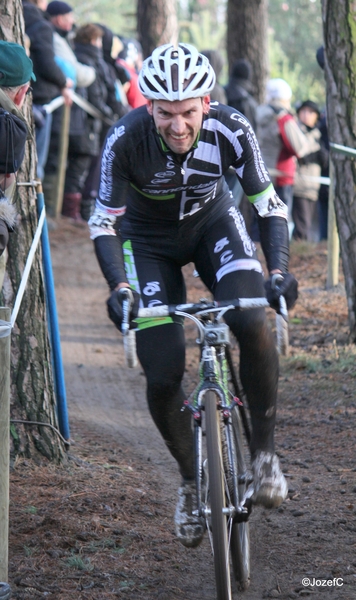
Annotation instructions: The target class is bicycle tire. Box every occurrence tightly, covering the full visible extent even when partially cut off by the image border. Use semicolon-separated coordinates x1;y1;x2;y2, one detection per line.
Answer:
205;390;232;600
230;406;251;590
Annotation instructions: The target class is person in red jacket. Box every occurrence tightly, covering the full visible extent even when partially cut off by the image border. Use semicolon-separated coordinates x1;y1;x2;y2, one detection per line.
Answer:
255;78;319;213
115;38;147;109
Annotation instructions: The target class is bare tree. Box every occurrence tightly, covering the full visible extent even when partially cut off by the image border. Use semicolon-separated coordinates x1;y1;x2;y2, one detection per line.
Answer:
0;0;66;460
321;0;356;341
226;0;269;103
137;0;178;58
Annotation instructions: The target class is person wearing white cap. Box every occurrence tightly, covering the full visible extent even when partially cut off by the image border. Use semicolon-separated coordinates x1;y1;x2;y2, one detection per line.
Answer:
255;77;320;214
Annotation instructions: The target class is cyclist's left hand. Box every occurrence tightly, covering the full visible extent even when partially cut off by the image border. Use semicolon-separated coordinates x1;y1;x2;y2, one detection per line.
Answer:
264;272;298;313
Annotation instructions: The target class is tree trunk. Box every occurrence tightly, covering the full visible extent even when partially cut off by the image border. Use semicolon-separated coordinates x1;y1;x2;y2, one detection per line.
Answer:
321;0;356;342
137;0;178;59
226;0;269;103
0;0;66;460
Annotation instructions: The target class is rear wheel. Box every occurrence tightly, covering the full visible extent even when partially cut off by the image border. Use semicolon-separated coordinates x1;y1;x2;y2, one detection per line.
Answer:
205;391;232;600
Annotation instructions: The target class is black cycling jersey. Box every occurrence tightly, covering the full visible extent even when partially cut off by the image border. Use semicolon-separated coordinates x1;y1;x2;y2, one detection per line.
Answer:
89;101;289;289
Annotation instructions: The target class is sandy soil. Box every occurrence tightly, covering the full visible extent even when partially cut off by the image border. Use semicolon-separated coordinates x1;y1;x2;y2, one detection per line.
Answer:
7;219;356;599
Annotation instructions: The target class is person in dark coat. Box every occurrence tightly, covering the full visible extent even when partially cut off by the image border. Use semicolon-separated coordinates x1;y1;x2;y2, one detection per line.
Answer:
79;24;129;219
200;50;227;104
22;0;72;179
225;58;258;130
63;23;122;221
225;59;259;238
98;24;130;114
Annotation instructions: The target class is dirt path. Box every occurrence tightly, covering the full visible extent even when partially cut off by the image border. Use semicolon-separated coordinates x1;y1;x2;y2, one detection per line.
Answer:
50;222;281;599
9;220;356;599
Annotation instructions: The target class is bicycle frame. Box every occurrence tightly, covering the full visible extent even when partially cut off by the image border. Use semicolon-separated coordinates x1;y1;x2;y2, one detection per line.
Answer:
180;307;252;523
120;293;286;599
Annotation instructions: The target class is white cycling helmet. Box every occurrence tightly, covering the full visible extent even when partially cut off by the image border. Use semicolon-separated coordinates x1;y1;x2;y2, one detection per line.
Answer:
138;43;216;101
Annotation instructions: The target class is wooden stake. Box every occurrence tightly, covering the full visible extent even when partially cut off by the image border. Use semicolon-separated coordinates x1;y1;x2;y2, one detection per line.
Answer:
0;307;10;581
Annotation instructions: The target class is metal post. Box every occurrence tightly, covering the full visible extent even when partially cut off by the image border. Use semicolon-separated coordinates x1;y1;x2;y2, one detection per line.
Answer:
37;185;70;440
326;159;339;288
54;103;71;218
0;307;10;581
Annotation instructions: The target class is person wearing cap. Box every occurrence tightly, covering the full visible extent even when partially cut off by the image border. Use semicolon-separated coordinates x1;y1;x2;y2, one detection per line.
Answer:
292;100;329;241
89;43;298;549
43;1;96;213
46;1;95;89
0;42;30;289
255;78;320;214
0;40;35;109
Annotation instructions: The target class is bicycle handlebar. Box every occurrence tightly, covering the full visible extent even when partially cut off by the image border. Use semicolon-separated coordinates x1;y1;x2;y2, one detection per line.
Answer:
134;297;270;320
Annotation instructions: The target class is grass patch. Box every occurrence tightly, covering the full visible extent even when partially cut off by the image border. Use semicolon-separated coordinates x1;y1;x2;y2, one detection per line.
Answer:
281;345;356;375
65;555;94;571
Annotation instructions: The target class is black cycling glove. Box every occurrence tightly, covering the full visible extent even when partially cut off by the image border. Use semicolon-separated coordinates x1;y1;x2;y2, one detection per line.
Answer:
107;287;140;330
264;272;298;313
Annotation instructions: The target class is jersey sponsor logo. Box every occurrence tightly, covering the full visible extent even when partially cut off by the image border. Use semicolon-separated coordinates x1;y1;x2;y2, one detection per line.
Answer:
148;299;163;307
214;237;230;253
99;126;126;201
143;281;161;296
151;179;172;184
179;183;217;219
228;206;255;257
246;131;270;184
154;171;175;178
220;250;234;265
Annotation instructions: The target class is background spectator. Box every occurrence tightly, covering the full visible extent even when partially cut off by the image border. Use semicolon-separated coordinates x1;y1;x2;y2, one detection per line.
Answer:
255;78;320;215
292;100;328;241
116;38;147;109
200;50;227;104
225;58;258;129
316;45;330;240
23;0;72;180
0;41;32;290
99;25;131;110
43;0;96;214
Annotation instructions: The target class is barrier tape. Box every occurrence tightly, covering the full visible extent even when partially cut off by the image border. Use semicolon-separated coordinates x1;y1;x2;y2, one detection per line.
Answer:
9;203;46;330
43;91;115;126
330;142;356;157
268;168;331;185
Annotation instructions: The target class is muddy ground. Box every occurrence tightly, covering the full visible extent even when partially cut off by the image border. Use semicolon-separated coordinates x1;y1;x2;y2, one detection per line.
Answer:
7;220;356;599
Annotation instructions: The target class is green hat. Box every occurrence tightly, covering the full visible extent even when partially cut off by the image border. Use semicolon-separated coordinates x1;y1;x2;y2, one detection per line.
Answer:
0;41;36;87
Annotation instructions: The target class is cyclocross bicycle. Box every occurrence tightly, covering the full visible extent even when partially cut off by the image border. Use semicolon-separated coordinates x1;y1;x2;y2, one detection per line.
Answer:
120;292;287;600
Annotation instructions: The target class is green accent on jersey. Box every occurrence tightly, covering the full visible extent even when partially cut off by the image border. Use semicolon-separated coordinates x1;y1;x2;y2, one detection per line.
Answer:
130;183;175;200
247;183;274;204
134;316;174;330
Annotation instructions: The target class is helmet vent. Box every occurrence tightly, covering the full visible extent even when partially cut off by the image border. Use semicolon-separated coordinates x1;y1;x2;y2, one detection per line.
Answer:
171;63;179;92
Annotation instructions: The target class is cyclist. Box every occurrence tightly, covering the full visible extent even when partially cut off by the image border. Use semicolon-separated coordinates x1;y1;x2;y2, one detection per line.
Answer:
89;43;298;549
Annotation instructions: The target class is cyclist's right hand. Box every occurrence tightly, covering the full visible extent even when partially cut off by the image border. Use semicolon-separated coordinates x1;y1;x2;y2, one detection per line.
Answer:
107;287;140;330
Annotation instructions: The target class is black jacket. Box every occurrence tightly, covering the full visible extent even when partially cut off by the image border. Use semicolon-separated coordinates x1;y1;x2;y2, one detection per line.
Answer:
224;78;258;130
23;0;66;105
67;43;116;156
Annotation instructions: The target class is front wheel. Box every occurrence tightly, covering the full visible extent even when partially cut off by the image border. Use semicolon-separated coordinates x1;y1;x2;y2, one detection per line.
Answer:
230;406;250;590
205;391;232;600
